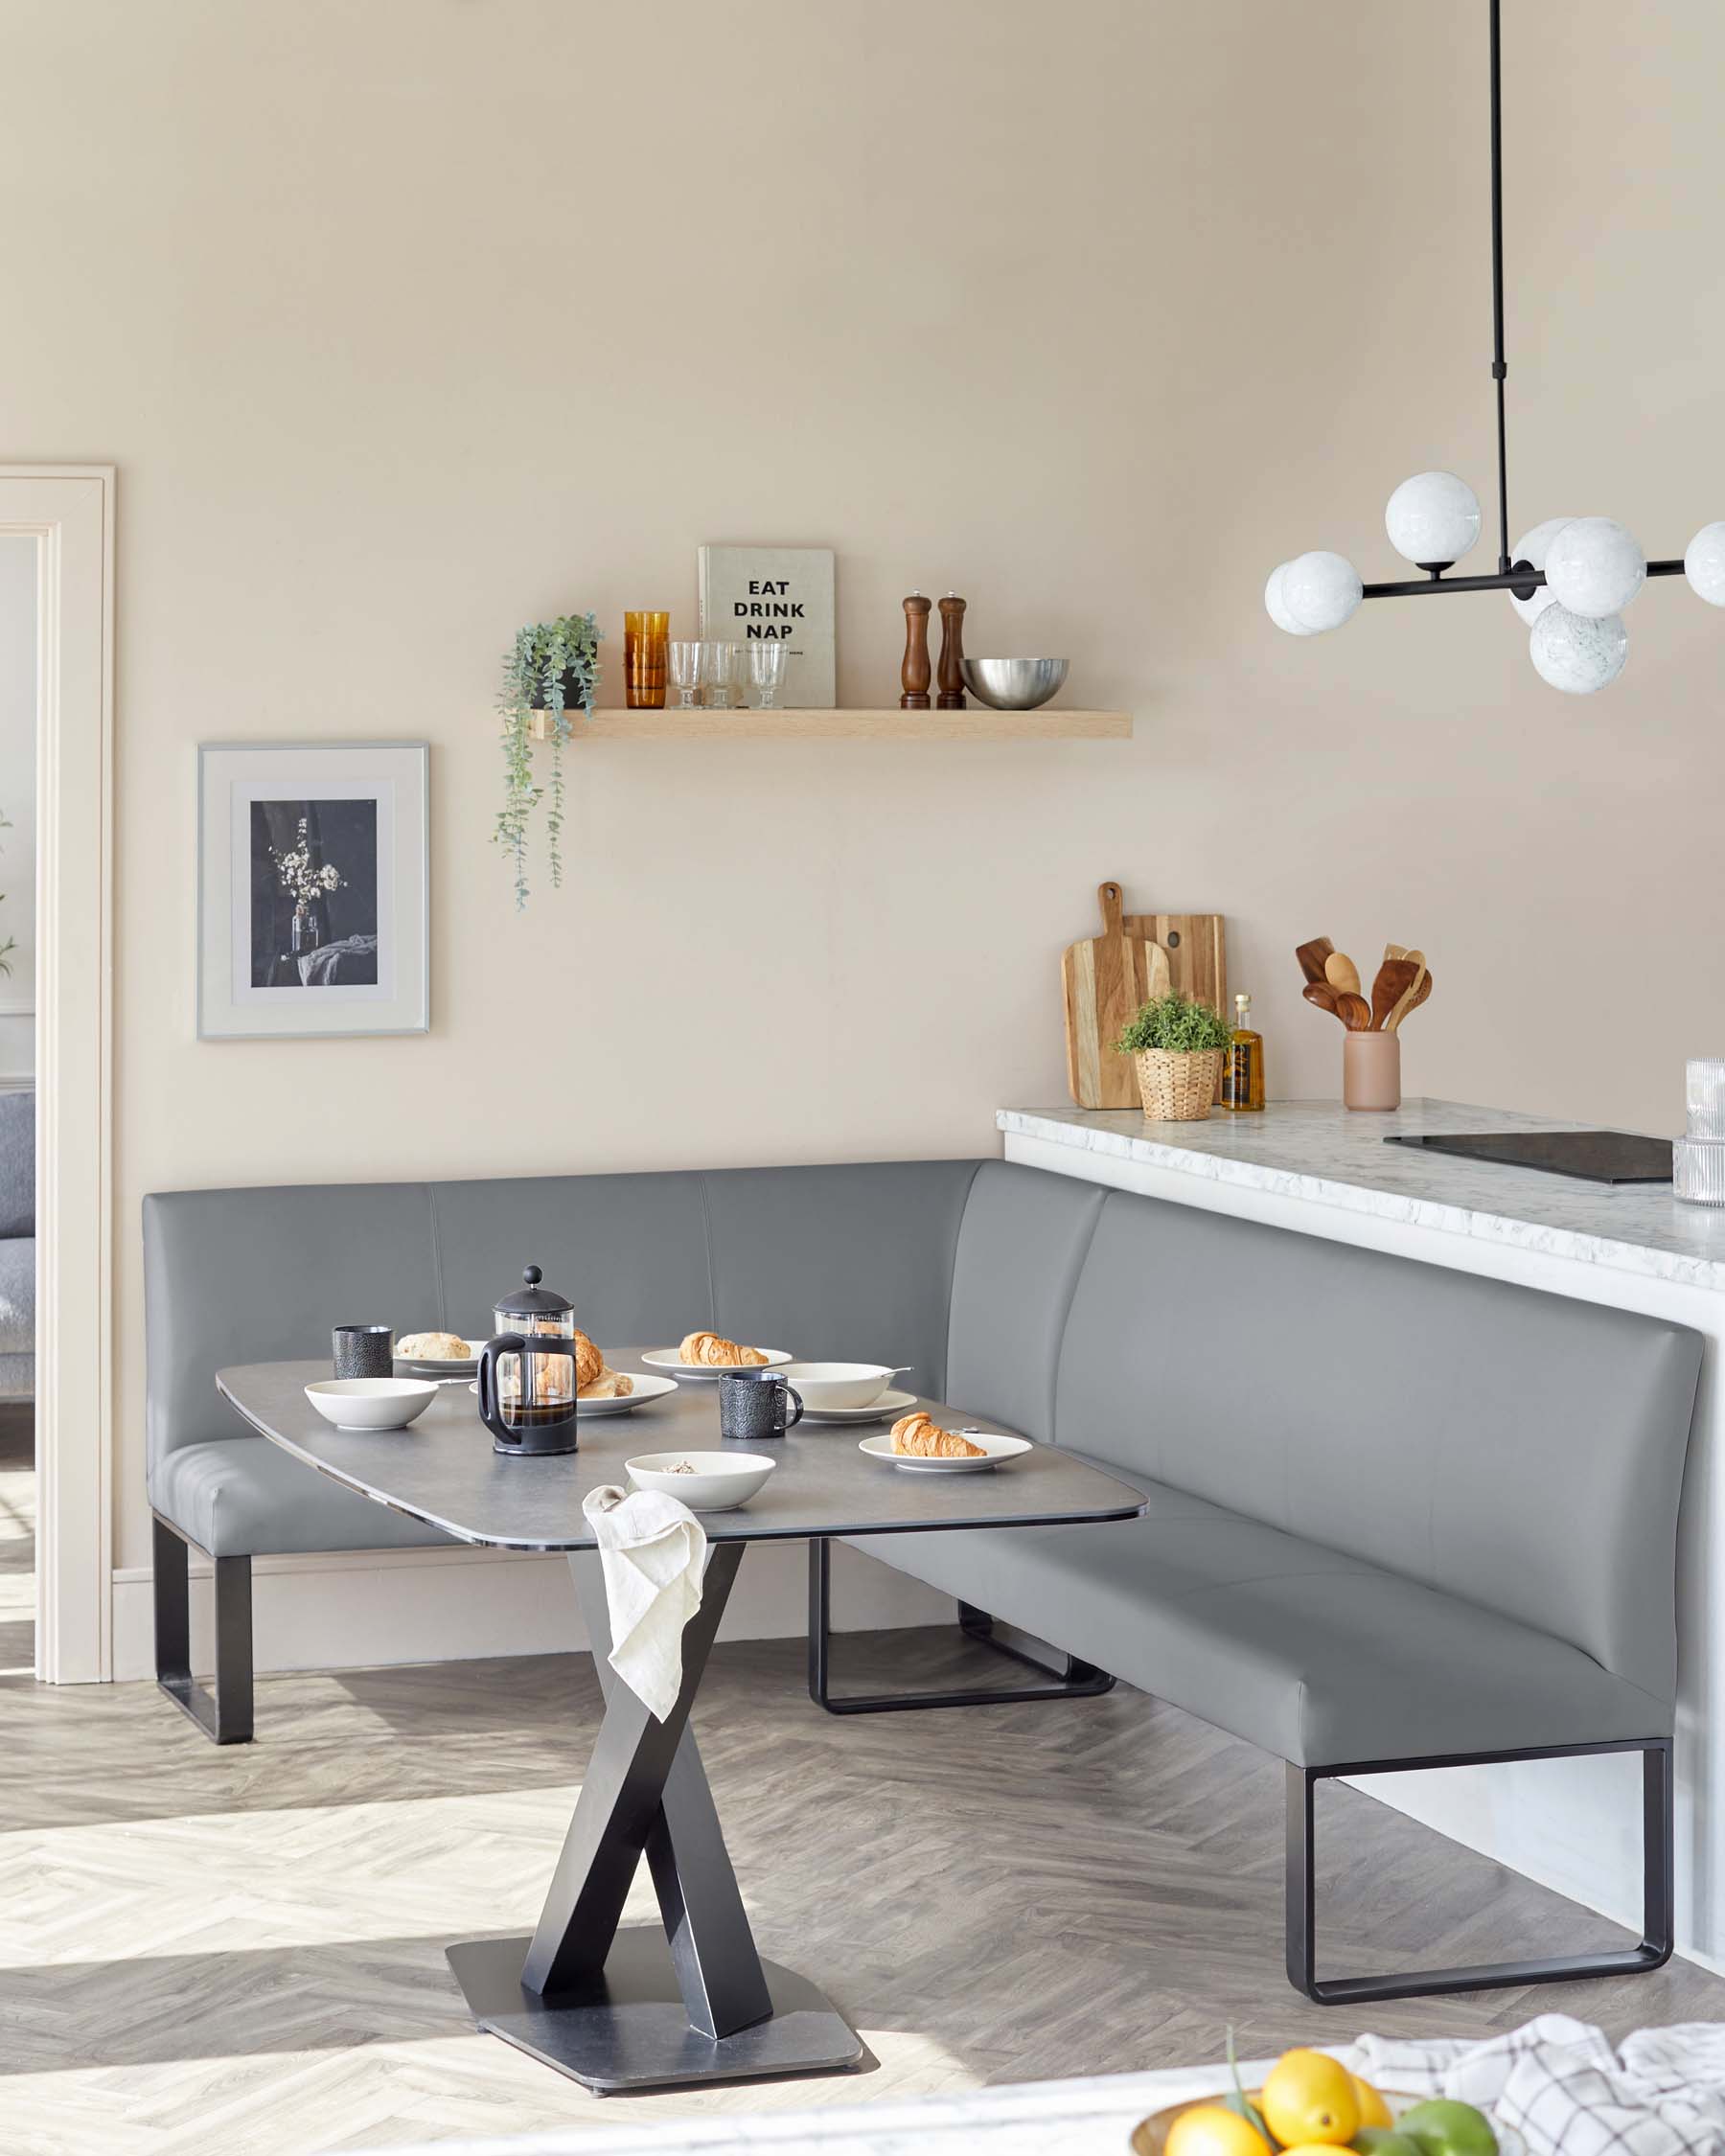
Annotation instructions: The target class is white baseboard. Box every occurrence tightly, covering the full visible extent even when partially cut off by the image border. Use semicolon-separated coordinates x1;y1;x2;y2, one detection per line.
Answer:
109;1536;953;1683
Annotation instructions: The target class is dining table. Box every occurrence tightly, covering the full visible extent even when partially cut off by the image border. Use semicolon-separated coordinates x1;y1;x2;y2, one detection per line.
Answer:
214;1356;1147;2097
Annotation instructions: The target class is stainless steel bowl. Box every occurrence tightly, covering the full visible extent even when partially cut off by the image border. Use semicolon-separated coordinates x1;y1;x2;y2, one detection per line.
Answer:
959;657;1070;710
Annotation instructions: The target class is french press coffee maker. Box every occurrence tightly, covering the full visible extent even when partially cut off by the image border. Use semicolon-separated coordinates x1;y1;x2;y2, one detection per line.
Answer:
476;1266;580;1457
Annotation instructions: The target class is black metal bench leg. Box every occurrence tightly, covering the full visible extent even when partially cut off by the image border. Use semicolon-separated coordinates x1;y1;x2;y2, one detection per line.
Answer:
153;1512;254;1746
1287;1737;1674;2004
807;1536;1115;1715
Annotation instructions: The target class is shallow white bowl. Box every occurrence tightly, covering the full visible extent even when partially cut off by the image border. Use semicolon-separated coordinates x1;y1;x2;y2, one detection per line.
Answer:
627;1451;777;1511
305;1377;438;1432
778;1361;899;1411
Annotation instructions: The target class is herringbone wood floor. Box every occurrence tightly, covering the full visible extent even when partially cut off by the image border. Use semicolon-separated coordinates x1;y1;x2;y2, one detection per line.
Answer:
5;1577;1725;2154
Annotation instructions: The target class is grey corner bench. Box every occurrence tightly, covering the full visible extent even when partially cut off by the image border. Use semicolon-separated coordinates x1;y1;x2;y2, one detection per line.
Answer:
144;1156;1702;2005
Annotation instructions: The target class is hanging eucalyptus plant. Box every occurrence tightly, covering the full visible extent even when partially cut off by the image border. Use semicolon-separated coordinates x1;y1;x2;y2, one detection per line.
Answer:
495;613;602;908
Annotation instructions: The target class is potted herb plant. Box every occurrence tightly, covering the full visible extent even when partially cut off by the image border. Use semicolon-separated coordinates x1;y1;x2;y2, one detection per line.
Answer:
1115;991;1233;1120
496;613;603;908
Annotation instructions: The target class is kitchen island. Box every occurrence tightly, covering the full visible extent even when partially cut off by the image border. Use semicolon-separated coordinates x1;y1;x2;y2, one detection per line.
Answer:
999;1096;1725;1974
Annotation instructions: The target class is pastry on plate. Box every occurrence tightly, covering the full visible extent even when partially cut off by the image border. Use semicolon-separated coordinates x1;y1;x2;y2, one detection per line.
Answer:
678;1329;769;1368
572;1328;605;1390
890;1411;987;1459
578;1369;634;1401
397;1330;472;1361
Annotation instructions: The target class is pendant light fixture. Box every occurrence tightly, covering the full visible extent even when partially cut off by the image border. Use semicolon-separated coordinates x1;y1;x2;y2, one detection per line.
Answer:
1265;0;1725;692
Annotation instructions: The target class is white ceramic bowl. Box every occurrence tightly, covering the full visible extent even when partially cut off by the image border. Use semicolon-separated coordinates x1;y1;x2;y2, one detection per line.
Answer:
778;1361;898;1411
305;1377;438;1432
627;1451;777;1511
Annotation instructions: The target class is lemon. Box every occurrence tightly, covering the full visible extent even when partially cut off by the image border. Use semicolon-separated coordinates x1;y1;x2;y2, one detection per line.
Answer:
1351;2076;1394;2131
1262;2051;1362;2148
1167;2104;1274;2156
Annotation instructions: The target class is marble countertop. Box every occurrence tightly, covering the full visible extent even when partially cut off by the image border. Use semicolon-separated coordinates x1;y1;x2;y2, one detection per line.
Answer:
368;2059;1276;2155
998;1098;1725;1293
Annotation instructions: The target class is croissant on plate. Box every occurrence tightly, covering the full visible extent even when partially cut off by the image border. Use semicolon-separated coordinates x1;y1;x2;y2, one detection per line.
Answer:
678;1330;770;1368
578;1369;634;1400
890;1411;987;1459
571;1328;605;1391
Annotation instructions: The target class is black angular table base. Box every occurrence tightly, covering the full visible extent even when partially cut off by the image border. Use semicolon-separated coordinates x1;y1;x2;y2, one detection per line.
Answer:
448;1541;862;2095
447;1929;861;2095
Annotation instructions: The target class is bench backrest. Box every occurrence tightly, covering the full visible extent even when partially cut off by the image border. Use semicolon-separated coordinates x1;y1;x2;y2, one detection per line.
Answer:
1055;1178;1694;1702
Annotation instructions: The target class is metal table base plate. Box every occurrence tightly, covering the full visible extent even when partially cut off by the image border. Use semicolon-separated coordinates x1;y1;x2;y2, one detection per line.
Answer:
447;1928;863;2094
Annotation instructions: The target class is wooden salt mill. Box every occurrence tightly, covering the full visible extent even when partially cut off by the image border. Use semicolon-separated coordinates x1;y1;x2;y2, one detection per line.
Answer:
937;593;967;709
899;593;932;710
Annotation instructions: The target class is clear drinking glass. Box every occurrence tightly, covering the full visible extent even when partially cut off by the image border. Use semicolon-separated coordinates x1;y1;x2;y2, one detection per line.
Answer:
747;640;790;709
669;640;702;709
702;640;742;709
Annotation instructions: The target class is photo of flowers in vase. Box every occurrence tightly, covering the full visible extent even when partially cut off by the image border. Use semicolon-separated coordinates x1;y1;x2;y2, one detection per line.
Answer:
249;801;380;988
197;742;427;1040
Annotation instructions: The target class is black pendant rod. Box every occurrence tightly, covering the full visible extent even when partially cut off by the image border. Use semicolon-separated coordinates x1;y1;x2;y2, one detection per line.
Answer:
1364;562;1684;601
1489;0;1510;573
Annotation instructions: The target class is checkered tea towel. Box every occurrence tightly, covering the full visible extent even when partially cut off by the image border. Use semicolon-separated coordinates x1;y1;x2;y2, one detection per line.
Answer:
581;1485;707;1722
1353;2017;1725;2156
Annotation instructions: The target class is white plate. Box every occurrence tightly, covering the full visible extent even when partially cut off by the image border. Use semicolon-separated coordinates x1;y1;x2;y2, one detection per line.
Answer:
627;1451;777;1510
640;1345;793;1380
397;1341;483;1374
858;1430;1032;1473
798;1387;919;1426
465;1369;680;1417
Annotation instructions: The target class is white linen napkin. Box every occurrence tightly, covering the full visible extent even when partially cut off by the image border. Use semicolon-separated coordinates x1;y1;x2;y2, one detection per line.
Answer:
1353;2016;1725;2156
580;1484;708;1722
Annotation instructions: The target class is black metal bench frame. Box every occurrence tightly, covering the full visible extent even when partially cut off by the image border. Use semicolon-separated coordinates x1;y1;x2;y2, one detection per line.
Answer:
152;1511;254;1746
805;1536;1115;1714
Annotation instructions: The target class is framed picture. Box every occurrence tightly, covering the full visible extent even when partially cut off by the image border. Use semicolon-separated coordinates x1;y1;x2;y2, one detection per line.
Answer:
197;742;429;1040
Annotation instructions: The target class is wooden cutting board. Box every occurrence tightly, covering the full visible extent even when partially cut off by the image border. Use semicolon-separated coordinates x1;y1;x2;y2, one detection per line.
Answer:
1120;905;1229;1023
1062;883;1172;1109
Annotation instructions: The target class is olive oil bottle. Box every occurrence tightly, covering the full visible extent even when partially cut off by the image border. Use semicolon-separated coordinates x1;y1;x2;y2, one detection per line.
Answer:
1222;991;1265;1112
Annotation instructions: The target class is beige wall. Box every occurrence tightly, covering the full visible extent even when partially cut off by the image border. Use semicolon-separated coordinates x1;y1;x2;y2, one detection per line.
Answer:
1;0;1720;1570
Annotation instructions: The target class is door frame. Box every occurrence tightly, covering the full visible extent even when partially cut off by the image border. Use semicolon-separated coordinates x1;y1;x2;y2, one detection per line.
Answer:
0;467;116;1683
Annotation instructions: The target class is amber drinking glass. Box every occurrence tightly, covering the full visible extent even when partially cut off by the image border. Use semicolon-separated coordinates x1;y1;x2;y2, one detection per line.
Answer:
624;610;670;709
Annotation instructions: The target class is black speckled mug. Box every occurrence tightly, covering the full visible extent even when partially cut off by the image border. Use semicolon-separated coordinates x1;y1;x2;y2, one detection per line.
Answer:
334;1324;395;1380
718;1369;804;1443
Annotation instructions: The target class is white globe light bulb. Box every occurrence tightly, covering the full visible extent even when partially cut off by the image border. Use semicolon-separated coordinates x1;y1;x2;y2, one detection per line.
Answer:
1280;550;1363;634
1264;562;1318;636
1529;605;1627;694
1384;471;1482;566
1685;522;1725;608
1544;516;1645;618
1506;517;1576;626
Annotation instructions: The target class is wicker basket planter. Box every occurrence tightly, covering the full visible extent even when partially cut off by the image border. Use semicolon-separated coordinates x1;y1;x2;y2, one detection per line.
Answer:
1134;1046;1223;1122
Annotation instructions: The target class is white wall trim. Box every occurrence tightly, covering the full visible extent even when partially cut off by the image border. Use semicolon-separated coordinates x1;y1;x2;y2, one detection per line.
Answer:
1;467;117;1684
108;1537;951;1684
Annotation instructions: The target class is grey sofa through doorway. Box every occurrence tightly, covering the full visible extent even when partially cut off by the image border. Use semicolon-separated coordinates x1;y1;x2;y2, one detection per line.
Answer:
0;1089;34;1402
143;1156;1702;2003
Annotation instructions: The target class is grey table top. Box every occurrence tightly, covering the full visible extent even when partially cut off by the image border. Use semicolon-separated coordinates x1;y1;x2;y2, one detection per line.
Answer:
216;1356;1146;1552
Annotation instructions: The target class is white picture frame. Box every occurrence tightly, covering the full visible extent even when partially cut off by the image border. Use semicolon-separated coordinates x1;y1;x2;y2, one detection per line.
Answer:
197;741;429;1040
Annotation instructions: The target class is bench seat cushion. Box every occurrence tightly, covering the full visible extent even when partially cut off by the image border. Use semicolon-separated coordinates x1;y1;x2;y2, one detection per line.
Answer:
153;1437;453;1557
849;1464;1671;1767
0;1234;34;1356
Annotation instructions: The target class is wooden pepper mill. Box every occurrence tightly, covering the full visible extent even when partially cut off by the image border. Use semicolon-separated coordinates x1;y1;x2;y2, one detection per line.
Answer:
899;593;932;710
936;593;967;709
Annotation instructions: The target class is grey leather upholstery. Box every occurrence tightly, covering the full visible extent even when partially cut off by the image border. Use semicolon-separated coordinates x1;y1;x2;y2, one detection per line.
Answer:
143;1160;981;1557
858;1179;1701;1764
144;1156;1701;1772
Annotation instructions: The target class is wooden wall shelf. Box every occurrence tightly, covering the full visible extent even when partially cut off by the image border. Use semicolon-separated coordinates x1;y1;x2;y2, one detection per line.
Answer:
526;708;1131;743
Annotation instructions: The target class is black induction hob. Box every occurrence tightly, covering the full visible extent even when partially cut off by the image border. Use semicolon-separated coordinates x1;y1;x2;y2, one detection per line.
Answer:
1384;1131;1674;1184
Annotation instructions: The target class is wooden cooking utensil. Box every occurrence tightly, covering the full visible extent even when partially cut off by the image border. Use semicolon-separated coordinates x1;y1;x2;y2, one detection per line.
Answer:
1369;956;1420;1031
1323;952;1363;998
1303;982;1344;1021
1383;950;1428;1031
1334;990;1372;1030
1295;936;1335;985
1386;967;1432;1031
1062;883;1170;1108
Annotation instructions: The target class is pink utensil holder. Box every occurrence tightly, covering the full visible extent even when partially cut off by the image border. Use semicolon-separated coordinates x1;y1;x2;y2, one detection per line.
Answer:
1343;1029;1401;1112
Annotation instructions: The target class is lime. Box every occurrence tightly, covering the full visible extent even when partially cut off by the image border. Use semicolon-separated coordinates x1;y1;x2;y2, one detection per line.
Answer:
1397;2099;1498;2156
